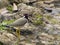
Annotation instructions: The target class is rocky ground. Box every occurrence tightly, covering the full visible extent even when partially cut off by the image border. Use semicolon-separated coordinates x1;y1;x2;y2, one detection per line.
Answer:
0;0;60;45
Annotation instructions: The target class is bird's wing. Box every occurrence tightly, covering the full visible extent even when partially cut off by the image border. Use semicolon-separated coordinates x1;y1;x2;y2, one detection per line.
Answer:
8;18;27;26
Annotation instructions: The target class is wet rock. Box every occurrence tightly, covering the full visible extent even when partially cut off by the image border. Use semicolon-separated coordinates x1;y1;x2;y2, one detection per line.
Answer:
51;8;60;15
44;7;52;13
43;7;60;15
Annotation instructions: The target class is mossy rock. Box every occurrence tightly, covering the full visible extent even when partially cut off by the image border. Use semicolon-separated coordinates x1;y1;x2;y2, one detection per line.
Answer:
2;19;15;24
0;19;15;30
32;13;44;26
45;15;53;20
44;15;59;24
50;19;59;24
7;5;13;12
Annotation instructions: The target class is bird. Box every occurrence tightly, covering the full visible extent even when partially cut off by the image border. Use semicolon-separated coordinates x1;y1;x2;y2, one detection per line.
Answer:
4;14;29;40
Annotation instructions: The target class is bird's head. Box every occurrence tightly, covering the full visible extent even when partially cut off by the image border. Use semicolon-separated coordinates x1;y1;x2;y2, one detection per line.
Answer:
24;14;29;20
24;14;33;23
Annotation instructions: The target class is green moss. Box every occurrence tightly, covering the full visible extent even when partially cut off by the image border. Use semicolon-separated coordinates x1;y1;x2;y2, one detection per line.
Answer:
35;14;43;19
33;18;43;25
45;15;53;20
7;5;13;12
32;13;43;26
50;19;59;24
0;25;5;30
2;19;15;24
44;15;59;24
0;19;15;30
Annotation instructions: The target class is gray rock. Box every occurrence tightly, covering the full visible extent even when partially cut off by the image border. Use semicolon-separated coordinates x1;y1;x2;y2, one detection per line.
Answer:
33;1;54;8
44;0;54;4
0;0;9;9
19;0;37;3
0;8;9;15
0;30;17;45
18;3;42;15
54;0;60;7
38;33;55;45
20;0;30;3
43;7;60;15
0;14;4;23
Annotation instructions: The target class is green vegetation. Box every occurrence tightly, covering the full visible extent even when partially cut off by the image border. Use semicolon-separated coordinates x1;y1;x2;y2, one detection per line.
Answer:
7;5;13;12
2;19;15;24
50;19;59;24
0;42;3;45
44;15;59;24
0;25;5;30
45;15;53;20
32;13;43;26
0;19;15;30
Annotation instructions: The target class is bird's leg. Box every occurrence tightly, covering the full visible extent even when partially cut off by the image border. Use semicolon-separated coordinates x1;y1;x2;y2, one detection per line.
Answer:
16;27;20;40
15;27;20;45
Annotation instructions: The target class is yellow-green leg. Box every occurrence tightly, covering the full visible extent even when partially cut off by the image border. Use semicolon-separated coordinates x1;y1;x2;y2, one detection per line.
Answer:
16;29;20;40
15;27;20;45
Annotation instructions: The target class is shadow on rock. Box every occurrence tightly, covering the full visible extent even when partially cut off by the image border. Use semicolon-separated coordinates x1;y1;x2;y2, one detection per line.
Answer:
20;29;33;36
